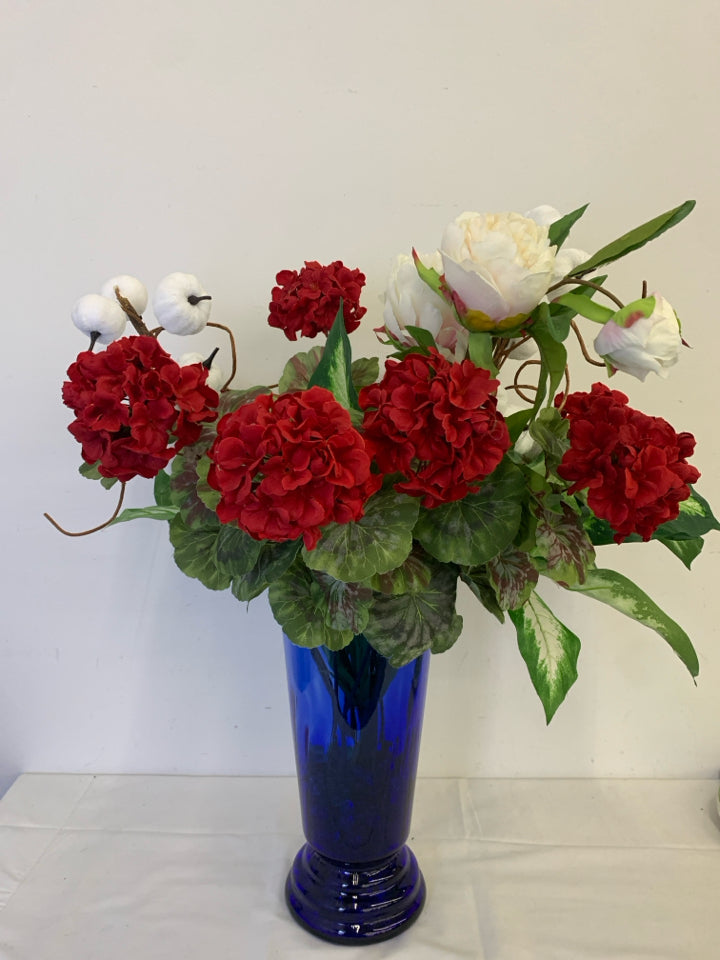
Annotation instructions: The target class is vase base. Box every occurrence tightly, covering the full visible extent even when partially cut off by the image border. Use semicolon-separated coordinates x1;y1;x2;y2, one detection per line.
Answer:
285;843;426;945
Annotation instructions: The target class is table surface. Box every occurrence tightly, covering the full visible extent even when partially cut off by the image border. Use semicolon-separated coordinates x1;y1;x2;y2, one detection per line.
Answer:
0;774;718;959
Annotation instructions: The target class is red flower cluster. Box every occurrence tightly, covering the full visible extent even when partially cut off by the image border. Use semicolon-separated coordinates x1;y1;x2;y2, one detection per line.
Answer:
268;260;366;340
207;386;381;549
556;382;699;542
63;336;219;482
359;351;510;508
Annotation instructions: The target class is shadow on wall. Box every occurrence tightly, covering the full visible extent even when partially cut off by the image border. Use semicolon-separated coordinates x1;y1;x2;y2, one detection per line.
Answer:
0;775;17;801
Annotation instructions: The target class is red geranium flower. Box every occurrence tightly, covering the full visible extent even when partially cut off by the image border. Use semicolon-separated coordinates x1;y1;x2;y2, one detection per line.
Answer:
556;382;700;542
207;385;381;549
268;260;366;340
359;350;510;508
63;336;219;482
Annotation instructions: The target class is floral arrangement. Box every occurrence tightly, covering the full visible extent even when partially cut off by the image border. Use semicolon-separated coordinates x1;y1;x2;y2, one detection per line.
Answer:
48;201;719;721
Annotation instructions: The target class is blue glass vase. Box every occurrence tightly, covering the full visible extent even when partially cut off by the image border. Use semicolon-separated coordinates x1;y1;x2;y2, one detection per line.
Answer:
283;633;430;944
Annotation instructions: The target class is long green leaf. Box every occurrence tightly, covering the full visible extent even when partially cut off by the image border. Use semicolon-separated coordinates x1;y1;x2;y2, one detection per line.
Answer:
307;303;359;410
568;200;696;276
548;204;589;248
509;592;581;723
553;293;615;324
111;505;179;525
565;567;699;677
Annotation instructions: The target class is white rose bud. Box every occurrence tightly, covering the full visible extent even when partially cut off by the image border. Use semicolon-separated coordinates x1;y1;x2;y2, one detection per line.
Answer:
179;351;225;391
153;273;212;335
383;253;468;361
71;293;127;345
100;274;148;315
593;294;682;381
440;211;556;332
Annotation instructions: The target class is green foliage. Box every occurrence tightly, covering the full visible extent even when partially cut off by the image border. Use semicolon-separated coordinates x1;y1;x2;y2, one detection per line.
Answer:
307;304;359;410
268;560;359;651
468;331;496;373
552;293;615;324
548;204;589;248
509;593;581;723
528;303;568;415
231;540;301;602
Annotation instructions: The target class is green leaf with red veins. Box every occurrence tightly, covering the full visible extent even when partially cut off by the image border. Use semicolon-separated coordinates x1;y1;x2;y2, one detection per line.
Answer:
268;560;356;651
312;571;373;635
169;448;219;530
364;551;432;596
487;548;539;610
509;592;581;723
278;346;324;393
364;565;463;667
533;501;596;586
460;567;505;623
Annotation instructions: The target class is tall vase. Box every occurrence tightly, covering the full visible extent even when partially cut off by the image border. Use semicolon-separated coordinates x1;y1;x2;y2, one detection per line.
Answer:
283;633;430;945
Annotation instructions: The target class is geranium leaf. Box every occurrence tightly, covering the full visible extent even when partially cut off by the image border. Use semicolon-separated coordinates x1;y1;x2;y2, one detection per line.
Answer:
312;571;373;634
170;449;219;530
231;539;301;602
278;346;324;394
364;565;463;666
195;455;221;512
487;548;539;609
307;304;359;410
218;385;271;416
414;460;525;566
564;567;699;677
548;204;589;249
351;356;380;390
460;566;506;623
532;501;595;586
364;551;432;596
153;469;173;506
509;592;581;723
268;561;355;651
568;200;695;276
528;407;569;467
168;513;231;591
214;524;262;577
303;489;419;582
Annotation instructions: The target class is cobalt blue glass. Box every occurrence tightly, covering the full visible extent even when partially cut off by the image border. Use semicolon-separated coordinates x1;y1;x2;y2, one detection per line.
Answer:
283;633;430;945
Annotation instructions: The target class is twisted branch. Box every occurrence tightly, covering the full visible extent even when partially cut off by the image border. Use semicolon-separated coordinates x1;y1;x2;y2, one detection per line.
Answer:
571;320;605;367
44;482;127;537
547;276;625;310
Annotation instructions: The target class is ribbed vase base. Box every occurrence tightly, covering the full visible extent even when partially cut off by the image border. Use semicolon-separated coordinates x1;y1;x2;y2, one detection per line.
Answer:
285;843;426;945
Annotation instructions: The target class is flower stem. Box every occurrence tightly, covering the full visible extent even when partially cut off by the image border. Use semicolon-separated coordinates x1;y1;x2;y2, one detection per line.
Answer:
571;320;605;367
44;481;127;537
547;276;625;310
207;321;237;390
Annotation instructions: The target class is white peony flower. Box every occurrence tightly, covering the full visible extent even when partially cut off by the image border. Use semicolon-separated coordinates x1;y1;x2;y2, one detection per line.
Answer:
593;294;682;381
440;211;556;332
383;253;468;361
71;293;127;345
152;273;212;335
179;351;225;391
100;275;148;315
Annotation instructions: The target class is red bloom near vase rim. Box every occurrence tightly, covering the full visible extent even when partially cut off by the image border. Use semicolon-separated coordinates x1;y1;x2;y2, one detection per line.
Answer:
359;349;510;508
556;382;700;542
62;335;219;482
268;260;367;341
207;385;381;550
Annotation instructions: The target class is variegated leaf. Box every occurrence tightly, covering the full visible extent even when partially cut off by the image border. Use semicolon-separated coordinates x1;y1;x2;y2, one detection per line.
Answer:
487;548;539;610
533;501;595;585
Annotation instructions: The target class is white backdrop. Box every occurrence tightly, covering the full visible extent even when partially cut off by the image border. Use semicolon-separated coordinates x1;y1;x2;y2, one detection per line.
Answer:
2;0;719;796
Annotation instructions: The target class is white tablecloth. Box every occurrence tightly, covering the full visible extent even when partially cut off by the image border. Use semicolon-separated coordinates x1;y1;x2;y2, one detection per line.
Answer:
0;775;718;959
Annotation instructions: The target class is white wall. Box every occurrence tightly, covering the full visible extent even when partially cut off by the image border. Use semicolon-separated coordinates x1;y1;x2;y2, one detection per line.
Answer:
2;0;719;794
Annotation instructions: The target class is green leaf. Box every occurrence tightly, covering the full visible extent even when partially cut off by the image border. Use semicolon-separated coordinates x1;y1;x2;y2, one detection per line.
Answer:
268;561;355;651
195;456;221;512
307;304;359;410
655;488;720;541
303;489;419;582
278;346;324;394
231;539;301;602
414;460;525;566
351;356;380;390
532;501;595;586
169;450;220;530
568;200;696;276
214;524;262;577
509;593;581;723
529;303;567;413
658;536;704;570
413;248;446;299
111;505;180;525
154;469;173;507
218;385;271;417
527;407;569;466
565;567;699;677
553;293;615;324
505;408;534;443
404;325;437;352
364;565;463;666
468;331;497;373
313;571;373;635
459;566;505;623
548;204;589;248
79;461;118;489
364;550;432;595
487;548;539;610
168;513;231;591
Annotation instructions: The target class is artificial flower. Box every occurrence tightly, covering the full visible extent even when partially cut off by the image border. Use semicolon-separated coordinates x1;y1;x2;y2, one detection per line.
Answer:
268;260;366;340
440;211;556;332
207;386;381;549
556;382;699;541
593;294;682;381
360;350;510;507
152;273;212;335
179;351;225;391
382;253;468;361
71;293;127;345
